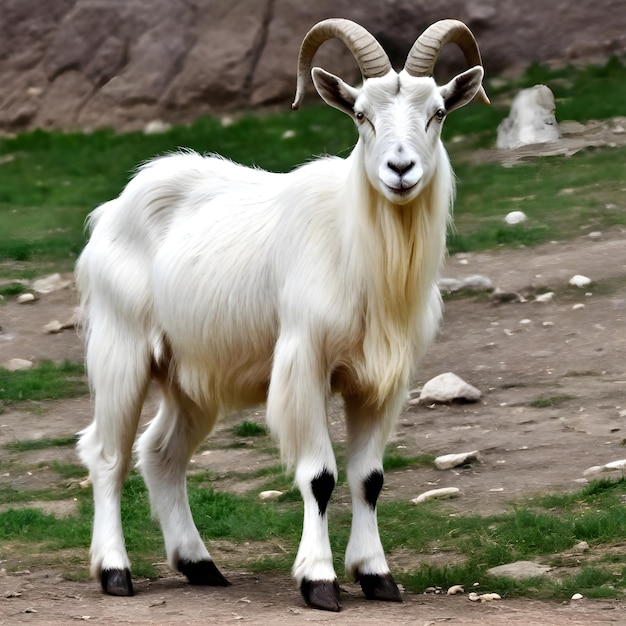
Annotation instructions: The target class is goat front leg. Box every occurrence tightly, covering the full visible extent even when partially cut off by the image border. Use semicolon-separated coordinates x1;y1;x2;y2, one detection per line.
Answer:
343;391;405;602
266;335;340;612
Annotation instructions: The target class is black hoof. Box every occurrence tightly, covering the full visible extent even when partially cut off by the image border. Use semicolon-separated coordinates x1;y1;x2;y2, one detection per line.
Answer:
356;572;402;602
101;568;134;596
300;578;341;612
178;559;231;586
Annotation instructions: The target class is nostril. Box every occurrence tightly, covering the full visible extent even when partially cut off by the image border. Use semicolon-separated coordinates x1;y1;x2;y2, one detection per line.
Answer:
388;160;415;176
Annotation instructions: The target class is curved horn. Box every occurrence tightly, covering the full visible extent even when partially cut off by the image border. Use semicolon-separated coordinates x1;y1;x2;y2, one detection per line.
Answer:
292;18;392;110
404;19;490;104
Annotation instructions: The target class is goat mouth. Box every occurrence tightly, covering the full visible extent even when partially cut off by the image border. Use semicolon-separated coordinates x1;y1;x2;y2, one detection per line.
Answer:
385;182;418;196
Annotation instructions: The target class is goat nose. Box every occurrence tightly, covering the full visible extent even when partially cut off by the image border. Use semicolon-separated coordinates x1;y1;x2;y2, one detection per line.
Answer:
387;160;415;176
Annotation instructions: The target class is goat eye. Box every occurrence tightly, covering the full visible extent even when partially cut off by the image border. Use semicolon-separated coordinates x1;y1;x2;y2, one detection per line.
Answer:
355;111;365;122
435;108;446;122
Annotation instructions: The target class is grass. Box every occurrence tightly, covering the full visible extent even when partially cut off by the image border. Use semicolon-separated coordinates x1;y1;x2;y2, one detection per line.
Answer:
1;461;625;598
233;420;268;437
6;435;78;452
0;361;87;408
529;395;575;409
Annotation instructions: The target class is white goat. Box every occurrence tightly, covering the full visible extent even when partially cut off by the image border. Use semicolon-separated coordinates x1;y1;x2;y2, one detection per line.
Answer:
76;18;488;612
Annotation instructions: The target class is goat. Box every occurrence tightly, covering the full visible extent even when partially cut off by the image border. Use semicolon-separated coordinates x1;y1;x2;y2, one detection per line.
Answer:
76;18;488;612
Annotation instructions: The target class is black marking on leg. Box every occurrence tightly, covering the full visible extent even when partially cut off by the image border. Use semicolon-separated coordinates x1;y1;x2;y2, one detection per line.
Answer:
300;578;341;611
363;469;384;510
311;469;335;517
178;559;231;586
101;568;134;596
356;571;402;602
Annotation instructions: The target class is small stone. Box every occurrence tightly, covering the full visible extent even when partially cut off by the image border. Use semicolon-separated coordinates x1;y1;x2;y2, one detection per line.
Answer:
419;372;481;404
258;490;283;501
504;210;527;225
468;592;480;602
571;593;584;600
62;307;82;329
32;273;72;294
43;320;64;334
434;451;480;470
447;585;464;595
569;274;591;288
487;561;551;580
534;292;554;303
3;358;34;371
588;231;602;241
478;593;502;602
572;303;586;311
143;120;171;135
281;129;296;139
17;293;36;304
411;487;460;504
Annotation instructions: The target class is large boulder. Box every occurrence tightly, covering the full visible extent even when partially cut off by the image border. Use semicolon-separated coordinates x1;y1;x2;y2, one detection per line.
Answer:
496;84;560;149
0;0;624;132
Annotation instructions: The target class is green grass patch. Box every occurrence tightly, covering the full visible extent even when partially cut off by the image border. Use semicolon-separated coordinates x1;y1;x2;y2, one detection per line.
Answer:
0;361;87;407
1;467;626;598
6;435;78;452
233;420;268;437
383;451;435;471
0;281;27;299
528;395;575;408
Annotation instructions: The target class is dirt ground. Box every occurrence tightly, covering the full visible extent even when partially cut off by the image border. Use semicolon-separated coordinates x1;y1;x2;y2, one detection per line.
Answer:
1;229;626;624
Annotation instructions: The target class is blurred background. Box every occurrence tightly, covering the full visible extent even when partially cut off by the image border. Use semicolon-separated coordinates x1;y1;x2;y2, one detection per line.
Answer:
1;0;625;132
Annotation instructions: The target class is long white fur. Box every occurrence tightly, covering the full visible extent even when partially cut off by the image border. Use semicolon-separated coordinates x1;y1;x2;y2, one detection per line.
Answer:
76;67;471;594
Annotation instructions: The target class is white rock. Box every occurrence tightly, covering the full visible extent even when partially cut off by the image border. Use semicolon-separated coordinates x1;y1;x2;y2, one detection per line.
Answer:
143;120;171;135
62;307;82;329
43;320;64;334
478;593;502;602
497;85;560;150
258;490;283;501
572;303;586;311
569;274;591;288
32;273;72;294
438;275;493;293
585;459;626;477
571;593;584;601
2;358;34;371
418;372;481;404
504;210;527;225
281;129;296;139
534;292;554;303
468;592;480;602
434;450;480;470
411;487;460;504
447;585;464;595
487;561;551;580
588;231;602;241
16;293;36;304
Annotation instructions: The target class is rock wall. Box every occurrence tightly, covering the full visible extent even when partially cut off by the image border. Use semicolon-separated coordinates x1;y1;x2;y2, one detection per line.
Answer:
1;0;624;132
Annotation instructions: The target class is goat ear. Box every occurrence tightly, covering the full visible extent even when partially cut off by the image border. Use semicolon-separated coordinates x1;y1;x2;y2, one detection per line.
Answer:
440;66;485;113
311;67;359;116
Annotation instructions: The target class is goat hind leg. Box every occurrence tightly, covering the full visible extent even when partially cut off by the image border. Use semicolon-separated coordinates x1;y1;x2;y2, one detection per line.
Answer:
77;331;150;596
136;386;228;586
